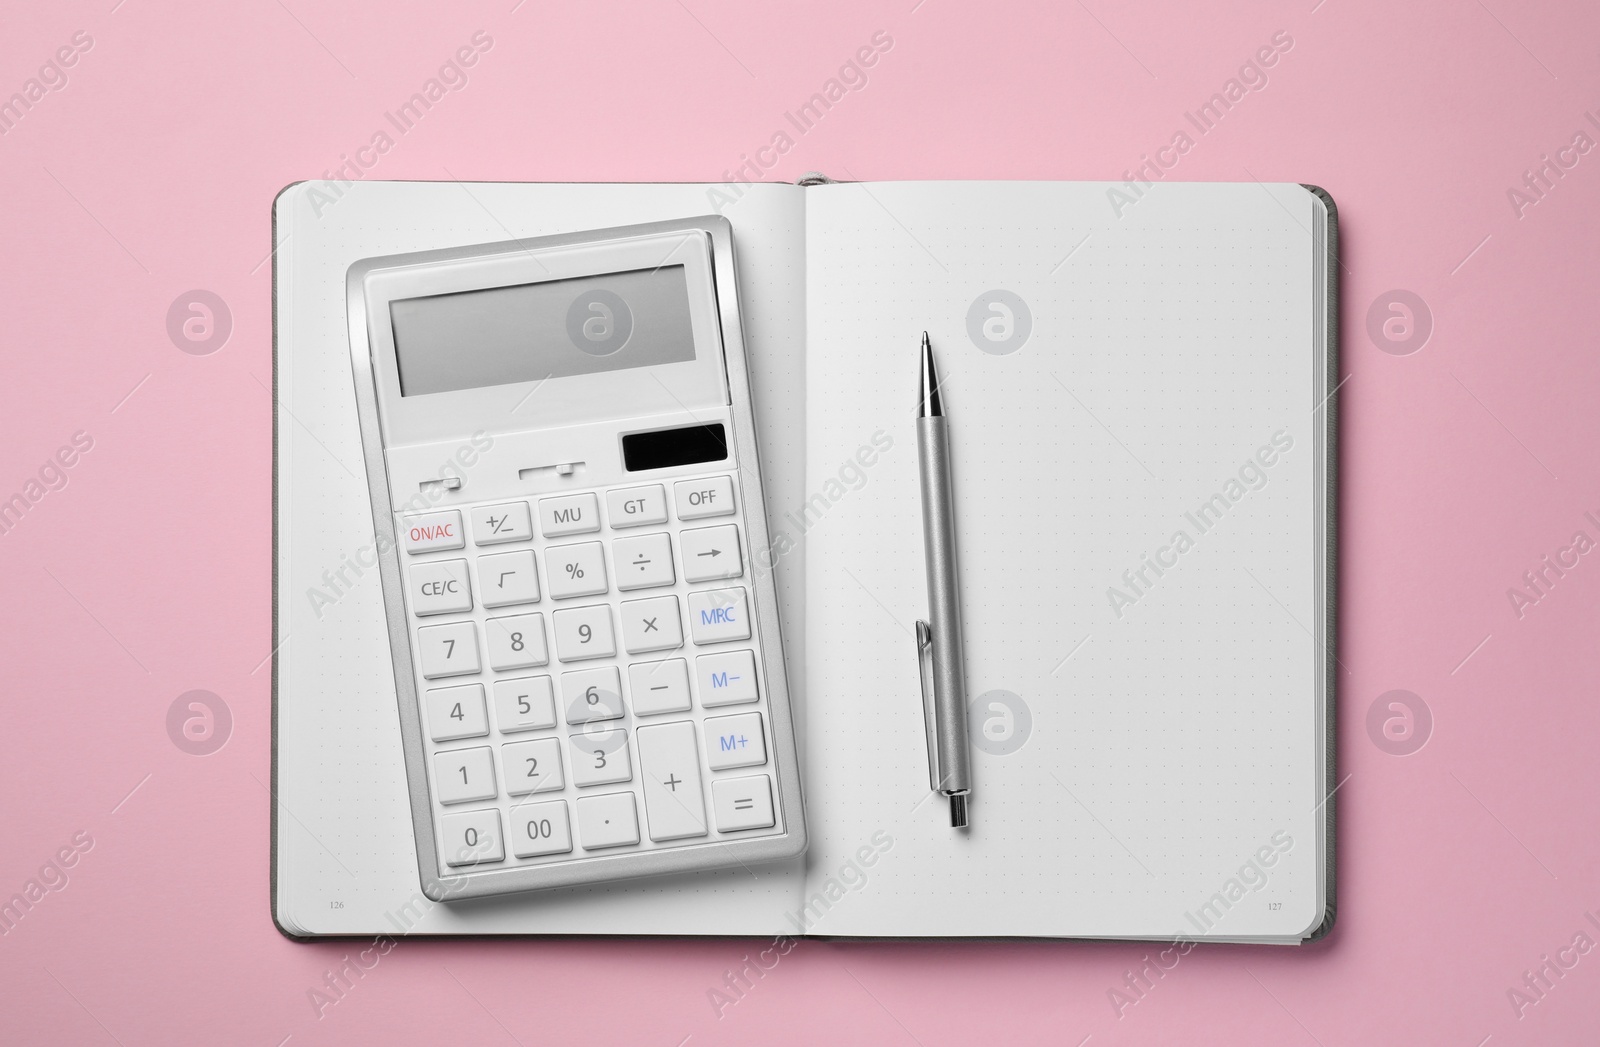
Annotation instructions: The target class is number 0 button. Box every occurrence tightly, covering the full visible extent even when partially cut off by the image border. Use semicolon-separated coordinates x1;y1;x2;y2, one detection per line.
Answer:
440;809;504;866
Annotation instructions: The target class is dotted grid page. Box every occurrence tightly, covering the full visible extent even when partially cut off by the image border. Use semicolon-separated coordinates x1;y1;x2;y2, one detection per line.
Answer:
801;181;1325;940
273;181;810;936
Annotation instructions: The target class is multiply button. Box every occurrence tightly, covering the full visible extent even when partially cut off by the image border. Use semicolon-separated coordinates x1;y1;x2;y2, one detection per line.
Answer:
403;510;464;554
674;476;735;520
621;595;683;655
688;588;751;645
704;712;767;771
410;559;472;616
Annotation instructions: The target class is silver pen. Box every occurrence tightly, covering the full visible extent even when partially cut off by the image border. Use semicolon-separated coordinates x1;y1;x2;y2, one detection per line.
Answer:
915;332;973;828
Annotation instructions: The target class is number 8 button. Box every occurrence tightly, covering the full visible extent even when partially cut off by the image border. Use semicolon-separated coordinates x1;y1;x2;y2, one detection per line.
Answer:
486;613;548;671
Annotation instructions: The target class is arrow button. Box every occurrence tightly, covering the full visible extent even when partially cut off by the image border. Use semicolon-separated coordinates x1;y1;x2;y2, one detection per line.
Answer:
681;524;743;583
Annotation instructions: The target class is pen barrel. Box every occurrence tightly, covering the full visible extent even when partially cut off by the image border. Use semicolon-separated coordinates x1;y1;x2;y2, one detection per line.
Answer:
917;415;971;795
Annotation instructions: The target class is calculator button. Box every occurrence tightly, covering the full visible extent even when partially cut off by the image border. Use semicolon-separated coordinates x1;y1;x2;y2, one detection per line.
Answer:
561;666;626;724
696;650;759;708
478;550;540;608
637;721;708;841
493;676;556;733
501;737;565;796
612;532;676;590
539;493;600;537
545;542;608;599
403;510;465;554
704;712;767;770
569;728;633;787
621;595;684;655
418;622;481;679
680;525;743;583
629;658;692;717
425;683;489;742
434;746;498;804
553;605;616;662
607;485;667;528
675;476;735;520
712;774;775;832
687;588;751;645
470;501;533;546
509;799;573;858
577;792;640;849
485;613;549;671
409;559;473;616
440;809;504;866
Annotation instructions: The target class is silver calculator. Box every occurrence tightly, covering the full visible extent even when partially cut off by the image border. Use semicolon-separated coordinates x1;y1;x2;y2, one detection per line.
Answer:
346;217;806;900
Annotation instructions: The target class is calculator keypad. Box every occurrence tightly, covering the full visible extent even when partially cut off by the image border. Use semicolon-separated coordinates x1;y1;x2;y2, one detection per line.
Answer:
398;474;783;875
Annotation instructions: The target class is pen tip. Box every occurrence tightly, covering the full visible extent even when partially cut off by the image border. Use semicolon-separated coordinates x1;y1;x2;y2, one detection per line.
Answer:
921;330;930;349
949;793;969;828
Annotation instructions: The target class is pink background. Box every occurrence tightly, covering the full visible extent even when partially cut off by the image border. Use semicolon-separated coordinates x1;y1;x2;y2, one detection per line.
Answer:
3;0;1599;1042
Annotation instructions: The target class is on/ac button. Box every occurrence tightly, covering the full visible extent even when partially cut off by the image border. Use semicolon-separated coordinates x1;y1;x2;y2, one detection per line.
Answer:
674;476;735;520
403;510;464;553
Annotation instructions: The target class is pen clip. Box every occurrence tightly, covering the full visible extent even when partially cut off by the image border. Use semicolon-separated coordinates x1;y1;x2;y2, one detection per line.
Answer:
916;620;942;793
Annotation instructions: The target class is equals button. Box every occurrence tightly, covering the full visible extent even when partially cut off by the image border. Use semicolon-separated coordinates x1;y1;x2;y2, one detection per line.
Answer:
713;774;774;832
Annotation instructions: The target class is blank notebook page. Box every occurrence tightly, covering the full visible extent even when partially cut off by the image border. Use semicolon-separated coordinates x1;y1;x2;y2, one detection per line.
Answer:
801;181;1327;939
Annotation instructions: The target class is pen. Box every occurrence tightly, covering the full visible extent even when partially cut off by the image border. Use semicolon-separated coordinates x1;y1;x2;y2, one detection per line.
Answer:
915;332;973;828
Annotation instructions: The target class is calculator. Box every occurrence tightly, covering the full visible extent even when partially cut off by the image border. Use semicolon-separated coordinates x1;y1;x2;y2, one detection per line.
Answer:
345;217;806;900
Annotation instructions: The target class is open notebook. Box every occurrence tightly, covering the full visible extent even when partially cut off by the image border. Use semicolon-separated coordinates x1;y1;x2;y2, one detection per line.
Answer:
272;178;1336;942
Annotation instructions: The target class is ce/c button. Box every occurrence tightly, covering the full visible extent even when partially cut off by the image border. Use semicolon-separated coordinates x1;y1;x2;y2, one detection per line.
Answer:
410;559;472;616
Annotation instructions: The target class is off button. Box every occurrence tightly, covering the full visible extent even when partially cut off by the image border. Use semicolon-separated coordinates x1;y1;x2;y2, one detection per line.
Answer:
410;559;473;616
674;475;735;520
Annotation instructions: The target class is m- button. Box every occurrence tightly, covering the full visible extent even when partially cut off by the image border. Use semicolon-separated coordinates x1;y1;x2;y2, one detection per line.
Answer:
674;476;735;520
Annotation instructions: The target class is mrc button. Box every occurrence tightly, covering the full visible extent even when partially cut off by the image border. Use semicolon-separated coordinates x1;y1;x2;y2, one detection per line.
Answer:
674;476;735;520
403;510;464;553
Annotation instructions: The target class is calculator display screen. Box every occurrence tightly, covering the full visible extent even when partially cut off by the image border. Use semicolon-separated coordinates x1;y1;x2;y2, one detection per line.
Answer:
390;265;697;396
